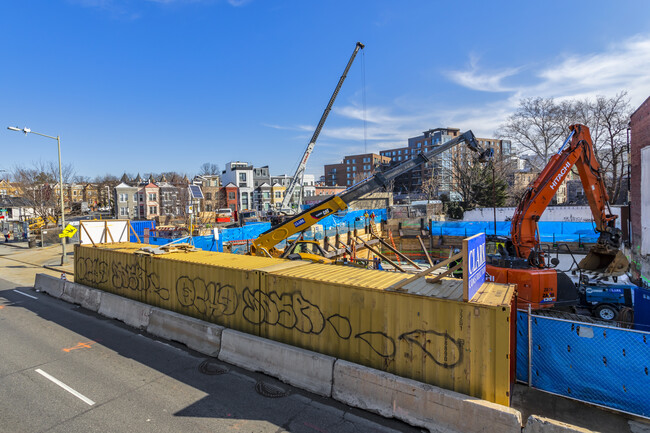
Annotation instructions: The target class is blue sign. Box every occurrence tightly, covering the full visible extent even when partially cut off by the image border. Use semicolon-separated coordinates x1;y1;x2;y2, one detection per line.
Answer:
294;218;305;228
464;233;486;301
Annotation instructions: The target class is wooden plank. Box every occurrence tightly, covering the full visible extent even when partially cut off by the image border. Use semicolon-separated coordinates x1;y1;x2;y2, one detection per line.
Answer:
356;236;406;273
80;222;97;247
417;235;434;267
389;252;462;291
129;221;141;244
374;236;422;270
105;221;115;243
427;262;462;284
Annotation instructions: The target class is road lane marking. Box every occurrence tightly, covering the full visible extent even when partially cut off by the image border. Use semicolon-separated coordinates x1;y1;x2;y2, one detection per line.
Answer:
62;341;95;352
35;369;96;406
13;290;37;300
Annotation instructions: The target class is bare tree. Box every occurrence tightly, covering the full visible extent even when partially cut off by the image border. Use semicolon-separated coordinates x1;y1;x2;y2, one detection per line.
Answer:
585;92;631;203
420;170;440;201
199;163;220;176
500;93;632;204
499;97;568;171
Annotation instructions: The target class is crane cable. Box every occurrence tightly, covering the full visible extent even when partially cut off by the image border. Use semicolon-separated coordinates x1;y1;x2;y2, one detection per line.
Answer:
361;49;368;154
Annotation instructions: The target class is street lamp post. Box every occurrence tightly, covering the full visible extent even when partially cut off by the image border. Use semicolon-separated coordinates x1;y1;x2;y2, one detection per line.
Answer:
7;126;68;265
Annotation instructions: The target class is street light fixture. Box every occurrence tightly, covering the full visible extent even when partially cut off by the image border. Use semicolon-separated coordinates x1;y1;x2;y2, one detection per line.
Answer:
7;126;68;265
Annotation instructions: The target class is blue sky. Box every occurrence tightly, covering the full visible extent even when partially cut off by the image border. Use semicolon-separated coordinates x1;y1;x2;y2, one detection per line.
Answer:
2;0;650;180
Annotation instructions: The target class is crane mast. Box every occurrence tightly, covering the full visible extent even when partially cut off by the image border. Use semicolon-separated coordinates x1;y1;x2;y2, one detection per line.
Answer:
281;42;365;211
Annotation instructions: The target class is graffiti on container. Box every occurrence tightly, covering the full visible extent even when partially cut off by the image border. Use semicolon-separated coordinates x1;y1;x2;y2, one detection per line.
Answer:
76;258;109;285
111;262;170;300
242;288;326;334
327;314;352;339
399;329;464;368
355;331;396;358
176;276;238;318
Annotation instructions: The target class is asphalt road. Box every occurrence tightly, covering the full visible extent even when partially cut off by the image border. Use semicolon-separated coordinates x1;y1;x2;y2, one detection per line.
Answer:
0;277;422;433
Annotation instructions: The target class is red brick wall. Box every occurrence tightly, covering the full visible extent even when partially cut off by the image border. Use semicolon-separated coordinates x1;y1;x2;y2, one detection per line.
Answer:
630;96;650;249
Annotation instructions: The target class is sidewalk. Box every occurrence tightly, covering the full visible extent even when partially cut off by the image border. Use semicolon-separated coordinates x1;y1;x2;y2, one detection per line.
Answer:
0;242;74;286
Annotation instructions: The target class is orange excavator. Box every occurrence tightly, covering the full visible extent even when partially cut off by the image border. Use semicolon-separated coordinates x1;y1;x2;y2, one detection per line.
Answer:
486;124;629;309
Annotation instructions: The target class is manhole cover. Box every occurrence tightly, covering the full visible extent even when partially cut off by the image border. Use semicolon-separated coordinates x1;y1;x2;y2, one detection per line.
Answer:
198;359;229;375
255;381;289;398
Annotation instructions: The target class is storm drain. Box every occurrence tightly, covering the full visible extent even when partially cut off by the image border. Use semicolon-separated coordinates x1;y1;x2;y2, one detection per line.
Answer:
255;381;289;398
198;358;229;375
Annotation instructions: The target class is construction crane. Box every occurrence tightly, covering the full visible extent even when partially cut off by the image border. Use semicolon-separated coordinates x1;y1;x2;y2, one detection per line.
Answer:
280;41;365;212
252;130;493;258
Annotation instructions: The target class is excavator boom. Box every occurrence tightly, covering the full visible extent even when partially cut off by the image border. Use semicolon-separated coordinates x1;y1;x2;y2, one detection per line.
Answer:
510;124;627;274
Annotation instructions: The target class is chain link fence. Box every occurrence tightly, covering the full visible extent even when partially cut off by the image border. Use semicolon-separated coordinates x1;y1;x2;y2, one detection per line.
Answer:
517;309;650;419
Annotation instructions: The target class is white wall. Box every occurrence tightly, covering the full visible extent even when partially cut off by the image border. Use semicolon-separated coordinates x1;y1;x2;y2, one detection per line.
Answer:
463;205;623;229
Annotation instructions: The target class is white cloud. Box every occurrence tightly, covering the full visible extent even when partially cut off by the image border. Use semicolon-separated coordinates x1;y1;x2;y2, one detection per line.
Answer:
445;55;520;92
272;34;650;172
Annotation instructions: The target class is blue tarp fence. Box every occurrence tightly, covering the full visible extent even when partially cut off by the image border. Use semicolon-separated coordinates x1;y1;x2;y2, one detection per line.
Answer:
129;220;156;242
430;221;599;243
517;311;650;418
131;209;388;254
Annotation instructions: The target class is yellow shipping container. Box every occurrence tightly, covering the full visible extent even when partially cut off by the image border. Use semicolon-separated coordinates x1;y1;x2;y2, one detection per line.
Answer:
74;243;514;405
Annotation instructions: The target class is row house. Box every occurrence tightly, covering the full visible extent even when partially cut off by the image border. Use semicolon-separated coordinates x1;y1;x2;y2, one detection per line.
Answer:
114;173;188;220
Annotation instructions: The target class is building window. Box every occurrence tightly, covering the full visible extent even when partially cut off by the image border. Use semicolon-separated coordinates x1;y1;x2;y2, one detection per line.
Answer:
148;193;157;201
119;193;128;202
352;166;356;171
206;204;212;212
275;191;282;198
239;173;247;182
228;191;235;200
120;207;128;216
205;192;212;200
347;180;351;185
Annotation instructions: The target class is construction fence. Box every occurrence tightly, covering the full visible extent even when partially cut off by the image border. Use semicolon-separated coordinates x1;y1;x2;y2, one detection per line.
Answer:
431;221;601;243
516;309;650;419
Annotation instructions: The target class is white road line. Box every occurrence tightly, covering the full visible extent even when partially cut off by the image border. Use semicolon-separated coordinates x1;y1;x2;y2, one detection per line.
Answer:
13;290;37;300
35;369;96;406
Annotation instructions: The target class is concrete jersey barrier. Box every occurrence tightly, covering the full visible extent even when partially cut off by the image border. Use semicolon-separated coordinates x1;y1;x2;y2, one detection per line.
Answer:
147;308;223;357
219;328;335;397
332;359;522;433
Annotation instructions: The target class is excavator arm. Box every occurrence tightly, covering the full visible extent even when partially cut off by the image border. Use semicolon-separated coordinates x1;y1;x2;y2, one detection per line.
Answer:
510;124;626;274
251;130;492;257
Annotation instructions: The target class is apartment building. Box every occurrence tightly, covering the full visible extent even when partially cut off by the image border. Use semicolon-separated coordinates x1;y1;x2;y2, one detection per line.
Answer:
380;127;511;198
323;153;390;187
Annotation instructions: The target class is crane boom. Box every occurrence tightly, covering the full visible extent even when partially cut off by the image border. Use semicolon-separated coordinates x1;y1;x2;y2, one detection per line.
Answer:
281;42;365;211
251;130;491;257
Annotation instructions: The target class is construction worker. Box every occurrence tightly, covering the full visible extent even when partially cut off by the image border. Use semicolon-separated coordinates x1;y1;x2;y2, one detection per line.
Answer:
448;248;463;278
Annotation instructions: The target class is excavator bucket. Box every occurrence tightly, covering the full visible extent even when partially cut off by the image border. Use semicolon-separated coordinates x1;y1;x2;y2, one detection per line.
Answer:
579;247;629;276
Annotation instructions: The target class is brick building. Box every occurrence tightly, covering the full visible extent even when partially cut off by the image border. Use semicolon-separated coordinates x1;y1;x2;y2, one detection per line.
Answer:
630;96;650;286
323;153;390;187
